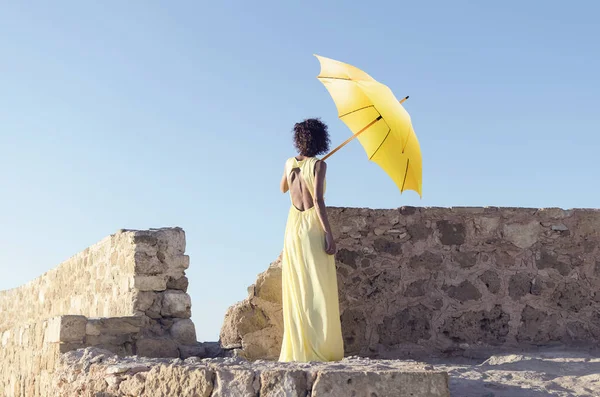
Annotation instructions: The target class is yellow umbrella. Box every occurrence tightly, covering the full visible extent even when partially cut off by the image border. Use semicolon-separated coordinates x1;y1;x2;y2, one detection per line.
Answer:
315;54;422;197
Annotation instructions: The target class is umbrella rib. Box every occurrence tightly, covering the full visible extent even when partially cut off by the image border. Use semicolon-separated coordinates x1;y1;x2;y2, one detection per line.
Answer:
339;105;375;119
368;128;391;160
401;158;410;192
317;76;352;81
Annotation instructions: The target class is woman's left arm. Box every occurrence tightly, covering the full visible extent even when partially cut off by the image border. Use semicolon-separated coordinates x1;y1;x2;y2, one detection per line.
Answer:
280;166;289;193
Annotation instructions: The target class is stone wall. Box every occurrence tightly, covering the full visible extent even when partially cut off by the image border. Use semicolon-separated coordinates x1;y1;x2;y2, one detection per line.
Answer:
0;231;135;331
0;227;203;396
221;206;600;360
0;318;61;396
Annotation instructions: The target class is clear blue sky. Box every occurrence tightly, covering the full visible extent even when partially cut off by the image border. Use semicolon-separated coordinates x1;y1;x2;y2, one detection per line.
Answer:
1;1;598;342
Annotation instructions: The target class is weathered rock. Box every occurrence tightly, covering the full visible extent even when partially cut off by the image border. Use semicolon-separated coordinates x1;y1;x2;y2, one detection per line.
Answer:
503;221;540;249
407;223;430;240
508;273;533;300
409;251;443;270
55;348;450;397
479;270;501;294
161;290;192;318
565;321;591;342
517;305;561;343
133;291;158;312
379;305;432;344
170;319;197;345
212;368;260;396
341;309;367;354
46;315;87;343
134;275;167;292
336;248;360;268
437;220;466;245
166;276;189;292
134;251;164;275
86;317;142;336
373;238;403;255
473;217;500;236
445;281;482;302
220;258;284;360
136;338;179;358
119;373;146;396
259;370;309;397
537;250;571;276
311;370;449;397
405;279;427;297
552;282;592;313
451;251;477;268
179;343;206;359
441;305;510;344
144;365;213;397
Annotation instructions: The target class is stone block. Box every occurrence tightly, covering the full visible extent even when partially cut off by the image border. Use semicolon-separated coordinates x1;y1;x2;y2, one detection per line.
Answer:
136;338;179;358
517;305;561;343
536;250;571;276
133;291;158;312
58;342;85;353
260;370;308;397
45;316;87;343
311;370;450;397
170;319;197;345
445;281;482;302
179;344;206;359
379;305;432;344
86;316;142;336
166;276;189;292
503;221;540;249
85;333;135;346
409;251;443;270
212;368;260;397
134;251;164;275
341;309;367;354
479;270;501;294
407;223;431;240
405;279;427;297
161;290;192;318
172;254;190;270
373;238;403;255
441;305;510;344
336;249;359;268
451;251;477;268
437;220;466;245
134;275;167;292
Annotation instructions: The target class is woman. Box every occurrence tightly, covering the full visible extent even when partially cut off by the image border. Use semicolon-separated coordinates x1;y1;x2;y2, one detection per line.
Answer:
278;118;344;362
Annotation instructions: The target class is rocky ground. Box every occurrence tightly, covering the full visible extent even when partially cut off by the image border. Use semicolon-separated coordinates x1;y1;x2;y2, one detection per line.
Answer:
55;347;600;396
425;349;600;396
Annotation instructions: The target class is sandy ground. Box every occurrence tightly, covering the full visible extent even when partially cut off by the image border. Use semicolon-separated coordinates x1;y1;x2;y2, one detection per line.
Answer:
420;350;600;397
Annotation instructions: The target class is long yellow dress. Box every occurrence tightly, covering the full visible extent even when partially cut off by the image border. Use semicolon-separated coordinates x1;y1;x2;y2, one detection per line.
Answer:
278;156;344;362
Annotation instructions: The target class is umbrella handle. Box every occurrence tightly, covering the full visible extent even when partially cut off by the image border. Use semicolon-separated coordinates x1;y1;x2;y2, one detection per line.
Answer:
321;96;409;161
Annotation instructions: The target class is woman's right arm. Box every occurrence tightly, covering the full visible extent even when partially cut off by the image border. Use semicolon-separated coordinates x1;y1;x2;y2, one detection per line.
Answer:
314;160;336;255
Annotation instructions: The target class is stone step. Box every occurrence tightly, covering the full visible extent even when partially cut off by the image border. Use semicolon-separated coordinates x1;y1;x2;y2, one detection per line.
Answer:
56;348;450;397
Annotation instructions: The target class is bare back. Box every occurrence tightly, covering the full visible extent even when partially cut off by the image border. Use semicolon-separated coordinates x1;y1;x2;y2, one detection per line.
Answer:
287;157;316;211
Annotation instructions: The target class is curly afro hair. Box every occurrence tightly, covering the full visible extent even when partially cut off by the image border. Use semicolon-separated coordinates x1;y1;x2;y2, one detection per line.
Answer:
292;118;331;157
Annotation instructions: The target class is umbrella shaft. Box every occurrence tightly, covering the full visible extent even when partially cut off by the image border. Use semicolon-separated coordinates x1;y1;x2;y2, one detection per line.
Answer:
322;116;382;161
322;96;409;161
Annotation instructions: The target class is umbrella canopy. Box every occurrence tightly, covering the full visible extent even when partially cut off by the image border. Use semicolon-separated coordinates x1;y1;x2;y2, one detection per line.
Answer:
315;54;422;197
